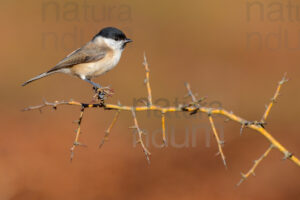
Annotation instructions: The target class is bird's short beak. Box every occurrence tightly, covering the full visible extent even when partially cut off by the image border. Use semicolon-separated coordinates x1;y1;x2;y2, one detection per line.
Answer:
125;38;133;43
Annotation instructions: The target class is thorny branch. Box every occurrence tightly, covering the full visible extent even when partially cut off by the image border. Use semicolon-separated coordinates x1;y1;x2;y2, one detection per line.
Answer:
131;108;151;163
237;144;274;186
70;106;86;161
143;53;152;107
161;111;167;146
208;114;227;168
98;110;120;148
23;55;299;185
261;73;288;123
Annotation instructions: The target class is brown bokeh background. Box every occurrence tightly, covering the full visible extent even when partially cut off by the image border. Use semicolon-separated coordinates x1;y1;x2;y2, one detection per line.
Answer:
1;0;300;199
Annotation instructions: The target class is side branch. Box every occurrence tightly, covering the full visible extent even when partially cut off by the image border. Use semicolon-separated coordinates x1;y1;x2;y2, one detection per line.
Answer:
237;145;273;186
70;106;86;161
99;110;120;148
131;108;151;163
208;114;227;168
143;53;152;107
261;73;288;123
161;111;167;146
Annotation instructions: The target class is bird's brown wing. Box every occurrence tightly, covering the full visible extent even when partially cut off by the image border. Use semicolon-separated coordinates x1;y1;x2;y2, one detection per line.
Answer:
47;42;108;73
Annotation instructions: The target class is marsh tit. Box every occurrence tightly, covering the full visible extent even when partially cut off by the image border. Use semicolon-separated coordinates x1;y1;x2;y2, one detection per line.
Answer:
22;27;132;89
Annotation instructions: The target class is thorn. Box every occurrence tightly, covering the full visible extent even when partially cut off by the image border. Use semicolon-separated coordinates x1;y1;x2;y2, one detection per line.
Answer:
42;98;47;104
141;130;147;136
70;152;74;162
241;172;246;179
236;180;243;187
240;125;245;136
223;159;227;169
162;139;168;147
142;100;148;106
283;151;293;160
117;100;121;106
73;141;87;147
146;156;151;165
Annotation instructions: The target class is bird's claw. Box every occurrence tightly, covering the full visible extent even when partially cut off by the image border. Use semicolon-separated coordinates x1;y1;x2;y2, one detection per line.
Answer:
92;86;114;102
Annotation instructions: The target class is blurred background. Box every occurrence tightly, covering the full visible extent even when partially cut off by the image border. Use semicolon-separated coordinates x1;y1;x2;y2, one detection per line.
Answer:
1;0;300;199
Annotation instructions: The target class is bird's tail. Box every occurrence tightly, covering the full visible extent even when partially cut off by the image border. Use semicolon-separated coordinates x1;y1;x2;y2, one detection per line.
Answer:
22;71;55;86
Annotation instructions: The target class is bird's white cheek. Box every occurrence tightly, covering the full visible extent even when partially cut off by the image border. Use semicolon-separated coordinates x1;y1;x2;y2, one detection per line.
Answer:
111;50;122;67
103;38;124;50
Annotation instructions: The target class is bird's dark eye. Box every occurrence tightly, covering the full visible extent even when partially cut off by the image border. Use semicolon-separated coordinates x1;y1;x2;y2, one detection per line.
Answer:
115;34;125;41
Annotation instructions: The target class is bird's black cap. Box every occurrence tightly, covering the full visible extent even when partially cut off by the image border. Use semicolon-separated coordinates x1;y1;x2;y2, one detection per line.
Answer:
94;27;128;41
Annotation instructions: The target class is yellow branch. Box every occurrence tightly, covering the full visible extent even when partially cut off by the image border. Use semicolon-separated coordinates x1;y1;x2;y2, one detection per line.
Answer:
208;115;227;168
143;53;152;107
161;111;167;146
70;107;86;161
237;145;273;186
131;108;151;163
99;110;120;148
26;101;300;167
261;73;288;122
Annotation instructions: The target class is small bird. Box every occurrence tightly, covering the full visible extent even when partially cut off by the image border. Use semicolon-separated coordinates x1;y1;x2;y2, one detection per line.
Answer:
22;27;132;89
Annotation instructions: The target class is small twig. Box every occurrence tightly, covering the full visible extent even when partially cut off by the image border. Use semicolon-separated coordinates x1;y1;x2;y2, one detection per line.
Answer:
143;53;152;107
131;108;151;163
22;100;69;112
184;82;206;115
70;106;86;161
99;110;121;148
161;111;167;146
185;82;197;102
237;145;274;186
261;73;288;123
208;113;227;168
240;122;246;135
240;121;267;135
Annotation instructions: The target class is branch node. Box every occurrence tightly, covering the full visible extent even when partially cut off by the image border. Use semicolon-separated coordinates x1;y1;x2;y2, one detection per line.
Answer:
283;151;293;160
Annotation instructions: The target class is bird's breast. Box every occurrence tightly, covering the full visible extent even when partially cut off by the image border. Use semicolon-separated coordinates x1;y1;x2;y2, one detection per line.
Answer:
71;50;122;79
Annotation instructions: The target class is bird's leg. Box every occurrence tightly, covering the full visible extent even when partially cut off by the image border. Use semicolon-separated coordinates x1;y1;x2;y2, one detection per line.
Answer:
84;78;102;89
